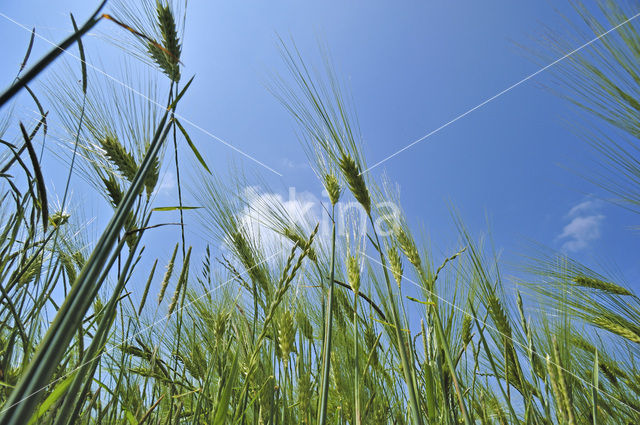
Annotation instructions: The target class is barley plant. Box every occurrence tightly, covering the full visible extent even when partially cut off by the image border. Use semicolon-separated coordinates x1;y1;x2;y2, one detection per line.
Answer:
0;0;639;424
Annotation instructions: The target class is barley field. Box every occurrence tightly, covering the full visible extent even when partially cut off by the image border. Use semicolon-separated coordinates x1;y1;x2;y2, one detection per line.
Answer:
0;1;639;424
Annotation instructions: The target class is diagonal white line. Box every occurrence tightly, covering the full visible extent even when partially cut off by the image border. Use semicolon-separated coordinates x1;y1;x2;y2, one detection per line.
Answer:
0;12;283;176
362;251;640;415
361;11;640;175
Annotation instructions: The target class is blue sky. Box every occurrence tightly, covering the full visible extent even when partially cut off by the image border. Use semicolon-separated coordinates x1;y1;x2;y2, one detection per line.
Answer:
1;1;638;296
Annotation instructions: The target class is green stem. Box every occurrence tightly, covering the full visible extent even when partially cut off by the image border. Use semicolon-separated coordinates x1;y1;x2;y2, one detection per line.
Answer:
432;308;472;425
317;205;336;425
368;216;424;425
353;291;361;425
170;84;186;261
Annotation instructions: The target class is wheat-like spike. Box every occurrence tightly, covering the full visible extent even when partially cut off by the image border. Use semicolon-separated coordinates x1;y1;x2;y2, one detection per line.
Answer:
486;293;526;392
72;251;85;269
546;354;567;424
158;243;179;305
283;227;317;262
48;211;70;228
213;311;230;342
297;372;312;421
339;153;370;214
276;224;319;303
124;211;138;248
488;294;525;389
99;135;138;182
93;296;104;322
167;247;191;315
333;290;347;329
516;291;528;336
148;2;181;81
58;252;77;284
487;295;512;341
323;172;341;206
387;244;403;287
572;275;632;296
347;254;360;294
278;310;296;368
364;325;379;367
157;3;181;61
297;309;314;340
552;338;576;425
145;154;160;197
461;314;472;346
591;316;640;344
231;230;270;296
101;174;124;208
138;259;157;316
19;255;43;286
147;43;176;81
599;362;618;385
395;227;421;270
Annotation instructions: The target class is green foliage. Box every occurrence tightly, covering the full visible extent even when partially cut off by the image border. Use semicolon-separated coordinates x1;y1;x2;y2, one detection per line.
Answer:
1;1;640;425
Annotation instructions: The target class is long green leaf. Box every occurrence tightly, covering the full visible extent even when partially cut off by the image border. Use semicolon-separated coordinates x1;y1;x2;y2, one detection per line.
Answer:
26;373;76;425
152;206;201;212
174;118;211;174
592;349;598;425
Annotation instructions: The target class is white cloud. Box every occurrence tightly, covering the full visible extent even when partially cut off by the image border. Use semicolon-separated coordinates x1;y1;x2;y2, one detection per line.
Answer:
233;186;374;256
567;199;600;217
235;187;326;255
558;199;604;252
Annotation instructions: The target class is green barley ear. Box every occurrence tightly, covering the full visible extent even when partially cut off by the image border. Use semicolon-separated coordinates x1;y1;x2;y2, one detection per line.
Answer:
387;244;403;287
297;309;314;340
123;211;138;248
545;354;567;424
148;2;181;82
298;372;313;418
278;310;296;368
48;211;70;228
347;254;360;294
591;316;640;344
364;326;379;366
167;246;191;315
18;256;43;286
214;310;230;342
461;314;472;346
572;274;632;296
283;227;317;262
395;226;421;270
93;296;104;322
598;360;620;385
552;338;577;425
158;242;179;305
138;259;157;315
59;252;77;283
323;172;341;206
145;153;160;198
99;135;138;182
231;230;270;295
339;153;370;214
101;174;124;208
